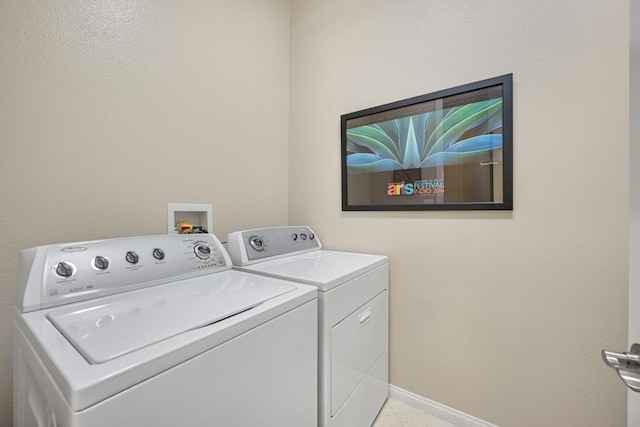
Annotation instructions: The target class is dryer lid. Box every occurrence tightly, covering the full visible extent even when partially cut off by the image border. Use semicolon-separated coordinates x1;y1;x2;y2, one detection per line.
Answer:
46;272;295;364
243;250;387;292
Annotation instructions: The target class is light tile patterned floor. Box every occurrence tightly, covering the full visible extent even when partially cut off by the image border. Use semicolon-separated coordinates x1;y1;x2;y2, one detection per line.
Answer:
372;398;458;427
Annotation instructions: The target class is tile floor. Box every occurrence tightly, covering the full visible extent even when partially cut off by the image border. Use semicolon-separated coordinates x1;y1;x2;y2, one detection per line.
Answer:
372;398;458;427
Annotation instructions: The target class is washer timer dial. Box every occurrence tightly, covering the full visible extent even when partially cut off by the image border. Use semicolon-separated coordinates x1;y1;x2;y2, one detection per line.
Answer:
194;243;211;260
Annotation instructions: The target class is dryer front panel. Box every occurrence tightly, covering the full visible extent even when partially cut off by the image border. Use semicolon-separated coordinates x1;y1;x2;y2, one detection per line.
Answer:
330;289;388;416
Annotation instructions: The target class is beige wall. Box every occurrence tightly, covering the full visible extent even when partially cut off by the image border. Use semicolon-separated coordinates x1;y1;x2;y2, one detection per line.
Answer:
0;1;631;426
630;2;640;423
0;0;290;424
289;1;629;426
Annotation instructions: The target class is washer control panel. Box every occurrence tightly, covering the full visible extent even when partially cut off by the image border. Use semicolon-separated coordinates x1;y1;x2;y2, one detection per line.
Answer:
27;234;231;310
226;226;322;265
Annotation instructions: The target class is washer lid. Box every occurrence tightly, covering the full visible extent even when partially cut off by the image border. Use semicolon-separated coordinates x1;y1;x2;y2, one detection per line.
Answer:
46;273;295;364
241;250;387;292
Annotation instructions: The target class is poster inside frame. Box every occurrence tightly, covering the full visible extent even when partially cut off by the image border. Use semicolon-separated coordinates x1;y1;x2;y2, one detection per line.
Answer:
341;74;513;211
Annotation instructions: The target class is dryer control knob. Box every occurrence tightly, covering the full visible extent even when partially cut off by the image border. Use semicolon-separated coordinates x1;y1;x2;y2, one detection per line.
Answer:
94;255;109;270
125;251;139;264
249;236;265;252
194;243;211;260
55;262;74;278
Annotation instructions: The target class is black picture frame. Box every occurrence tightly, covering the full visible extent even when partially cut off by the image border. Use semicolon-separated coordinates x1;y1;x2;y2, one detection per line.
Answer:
341;74;513;211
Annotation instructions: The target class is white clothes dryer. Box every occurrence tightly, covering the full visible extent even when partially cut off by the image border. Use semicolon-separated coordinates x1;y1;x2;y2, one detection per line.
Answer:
227;226;389;427
13;233;318;427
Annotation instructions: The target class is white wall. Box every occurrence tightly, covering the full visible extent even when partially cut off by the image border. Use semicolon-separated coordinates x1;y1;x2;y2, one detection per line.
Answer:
289;1;629;425
0;1;290;424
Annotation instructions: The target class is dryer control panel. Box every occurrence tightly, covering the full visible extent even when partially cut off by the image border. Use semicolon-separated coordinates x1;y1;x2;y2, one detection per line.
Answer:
17;234;232;312
227;226;322;266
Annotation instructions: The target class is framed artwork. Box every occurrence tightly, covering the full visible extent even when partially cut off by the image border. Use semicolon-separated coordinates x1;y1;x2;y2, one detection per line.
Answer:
341;74;513;211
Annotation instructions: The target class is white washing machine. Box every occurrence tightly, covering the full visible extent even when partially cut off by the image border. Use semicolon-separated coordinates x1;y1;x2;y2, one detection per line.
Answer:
227;226;389;427
13;233;318;427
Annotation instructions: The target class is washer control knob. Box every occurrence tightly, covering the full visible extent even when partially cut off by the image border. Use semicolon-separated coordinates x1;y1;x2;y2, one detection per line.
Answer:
300;233;307;240
309;233;315;240
125;251;139;264
152;248;165;261
55;262;74;278
194;243;211;259
94;255;110;270
249;236;265;252
291;233;298;241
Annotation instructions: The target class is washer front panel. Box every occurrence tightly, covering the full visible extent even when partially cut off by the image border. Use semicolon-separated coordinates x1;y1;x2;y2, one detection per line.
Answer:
14;269;318;411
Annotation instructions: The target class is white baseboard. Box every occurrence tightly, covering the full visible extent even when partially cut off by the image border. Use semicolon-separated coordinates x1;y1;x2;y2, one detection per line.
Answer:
388;384;498;427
